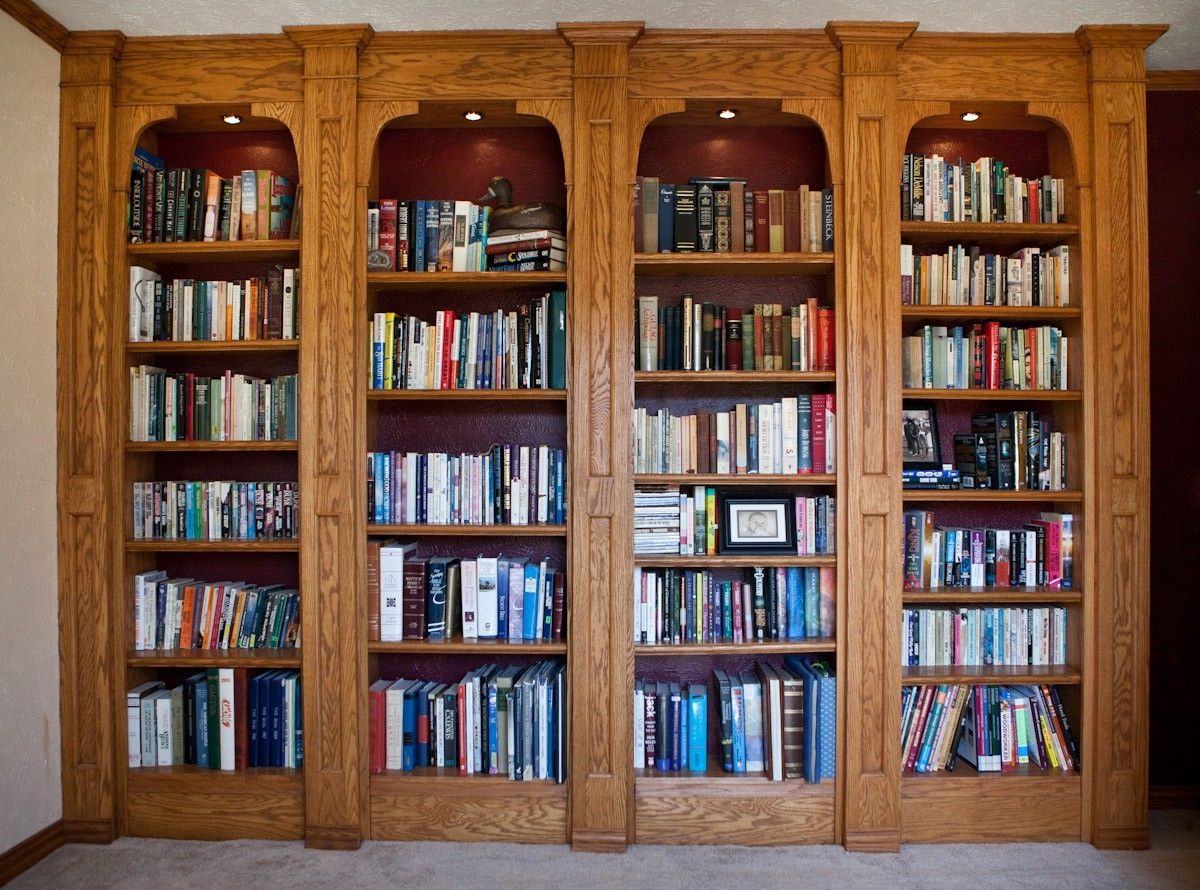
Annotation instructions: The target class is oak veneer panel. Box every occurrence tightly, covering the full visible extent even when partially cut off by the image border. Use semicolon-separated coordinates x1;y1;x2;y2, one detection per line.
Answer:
635;372;836;385
902;587;1083;605
634;473;836;486
126;240;301;263
123;440;298;452
125;767;304;840
366;524;566;537
369;775;567;842
898;35;1089;103
125;340;299;356
901;664;1082;685
366;271;566;292
899;221;1079;246
367;389;566;402
369;639;567;655
900;306;1081;322
900;770;1081;842
116;36;304;106
635;639;836;657
126;648;302;668
902;389;1082;402
634;252;834;276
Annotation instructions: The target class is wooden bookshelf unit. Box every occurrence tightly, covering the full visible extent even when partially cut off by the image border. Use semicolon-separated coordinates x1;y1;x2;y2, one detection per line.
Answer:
54;20;1159;853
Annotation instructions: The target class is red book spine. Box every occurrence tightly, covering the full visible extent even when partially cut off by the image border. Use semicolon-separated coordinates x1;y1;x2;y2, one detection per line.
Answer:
725;307;743;370
416;701;430;762
485;236;558;255
369;687;385;773
440;310;455;389
457;680;468;775
817;308;834;372
234;668;249;770
379;198;398;270
1027;180;1039;224
811;393;827;474
903;685;934;773
551;572;566;641
987;321;1001;389
753;192;769;253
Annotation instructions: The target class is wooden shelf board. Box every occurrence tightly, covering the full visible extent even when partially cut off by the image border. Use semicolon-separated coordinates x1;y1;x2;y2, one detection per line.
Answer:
367;524;566;537
126;764;302;790
127;648;301;668
901;305;1080;321
633;554;836;568
369;639;566;655
634;252;834;276
903;587;1082;605
903;388;1080;401
636;768;835;790
125;539;299;552
126;340;299;355
635;473;835;487
367;271;566;292
124;440;298;452
373;768;564;785
636;371;835;385
127;239;301;262
368;388;566;401
901;663;1082;685
903;764;1079;782
900;222;1079;245
635;639;836;656
901;489;1083;503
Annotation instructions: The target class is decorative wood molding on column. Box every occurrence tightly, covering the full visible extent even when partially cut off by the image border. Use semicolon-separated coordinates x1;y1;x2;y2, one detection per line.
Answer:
557;19;644;853
284;22;374;851
1075;23;1166;852
825;19;916;854
57;29;125;846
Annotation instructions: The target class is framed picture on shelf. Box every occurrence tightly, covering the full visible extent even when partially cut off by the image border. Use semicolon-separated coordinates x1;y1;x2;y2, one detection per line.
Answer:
901;402;941;470
718;495;796;555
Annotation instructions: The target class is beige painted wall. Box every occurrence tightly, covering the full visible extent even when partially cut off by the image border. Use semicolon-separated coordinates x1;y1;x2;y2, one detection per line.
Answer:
0;12;61;851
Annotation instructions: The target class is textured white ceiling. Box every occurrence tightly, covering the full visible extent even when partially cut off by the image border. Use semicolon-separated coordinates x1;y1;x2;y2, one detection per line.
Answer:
36;0;1197;69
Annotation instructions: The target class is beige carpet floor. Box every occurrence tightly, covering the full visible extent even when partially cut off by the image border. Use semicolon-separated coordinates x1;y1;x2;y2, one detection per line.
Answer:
12;810;1199;890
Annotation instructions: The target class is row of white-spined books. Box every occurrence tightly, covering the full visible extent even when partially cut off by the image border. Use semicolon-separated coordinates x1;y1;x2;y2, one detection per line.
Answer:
129;266;299;343
901;154;1067;224
368;661;565;781
902;324;1068;390
900;244;1070;307
901;683;1077;773
128;367;297;442
127;669;301;770
635;657;835;782
131;480;298;541
369;291;566;390
902;606;1068;667
634;565;835;646
634;395;836;476
132;572;299;652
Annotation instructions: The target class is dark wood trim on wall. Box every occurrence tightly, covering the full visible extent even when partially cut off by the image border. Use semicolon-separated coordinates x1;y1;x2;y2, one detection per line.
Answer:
1149;786;1200;810
1147;70;1200;90
0;820;65;886
0;0;69;51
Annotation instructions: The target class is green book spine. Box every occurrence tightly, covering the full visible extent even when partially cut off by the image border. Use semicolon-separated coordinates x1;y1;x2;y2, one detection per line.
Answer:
549;289;567;389
742;307;754;371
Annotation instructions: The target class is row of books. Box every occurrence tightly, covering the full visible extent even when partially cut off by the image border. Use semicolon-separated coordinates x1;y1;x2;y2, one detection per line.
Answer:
902;510;1075;590
902;607;1068;667
368;661;565;781
128;368;297;442
901;323;1068;390
635;177;834;254
368;543;565;643
901;154;1066;224
634;657;835;781
900;244;1071;307
955;411;1068;491
633;395;837;476
633;565;836;645
901;684;1077;773
129;149;296;243
901;468;963;491
366;198;566;272
369;291;566;390
131;480;298;541
367;447;566;527
132;572;300;652
127;669;301;770
129;266;299;343
636;297;835;374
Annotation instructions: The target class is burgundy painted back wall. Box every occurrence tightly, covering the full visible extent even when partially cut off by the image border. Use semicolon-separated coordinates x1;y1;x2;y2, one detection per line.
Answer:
1147;91;1200;791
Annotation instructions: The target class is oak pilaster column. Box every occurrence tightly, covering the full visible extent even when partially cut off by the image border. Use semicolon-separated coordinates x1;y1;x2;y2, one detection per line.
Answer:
826;21;916;853
57;30;126;845
1076;24;1166;851
284;24;373;850
557;21;644;853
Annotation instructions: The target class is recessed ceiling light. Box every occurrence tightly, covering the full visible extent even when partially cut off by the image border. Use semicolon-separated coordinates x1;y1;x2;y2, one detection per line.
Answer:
222;114;242;125
464;111;483;122
960;111;981;122
718;108;737;120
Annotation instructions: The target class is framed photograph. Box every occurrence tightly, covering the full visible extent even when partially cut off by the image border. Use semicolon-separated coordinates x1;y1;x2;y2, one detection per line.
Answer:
718;495;796;555
901;402;941;470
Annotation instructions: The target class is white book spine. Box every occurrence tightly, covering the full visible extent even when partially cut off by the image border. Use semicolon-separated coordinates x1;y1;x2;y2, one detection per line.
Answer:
155;693;174;766
476;557;499;639
461;558;479;639
218;668;236;770
379;544;407;642
386;684;404;770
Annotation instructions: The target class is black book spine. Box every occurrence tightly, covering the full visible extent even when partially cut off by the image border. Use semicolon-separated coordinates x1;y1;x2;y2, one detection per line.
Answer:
129;168;145;242
696;183;714;252
822;188;834;251
673;186;697;252
187;169;205;241
164;169;178;243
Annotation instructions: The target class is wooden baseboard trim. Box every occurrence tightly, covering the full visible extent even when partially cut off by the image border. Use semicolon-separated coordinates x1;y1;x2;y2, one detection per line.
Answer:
844;827;901;853
571;829;627;853
60;818;114;845
1092;825;1151;850
0;820;64;886
305;825;360;850
1150;785;1200;810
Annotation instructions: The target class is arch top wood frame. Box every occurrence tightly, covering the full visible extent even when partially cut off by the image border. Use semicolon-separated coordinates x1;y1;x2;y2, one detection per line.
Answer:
55;20;1163;853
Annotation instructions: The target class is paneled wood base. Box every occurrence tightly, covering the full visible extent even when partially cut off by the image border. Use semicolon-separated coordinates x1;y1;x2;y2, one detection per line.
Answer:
60;818;115;844
571;830;629;853
844;827;901;853
900;772;1081;843
305;826;362;850
1092;826;1151;850
0;820;65;886
369;775;567;843
634;776;835;845
125;768;304;840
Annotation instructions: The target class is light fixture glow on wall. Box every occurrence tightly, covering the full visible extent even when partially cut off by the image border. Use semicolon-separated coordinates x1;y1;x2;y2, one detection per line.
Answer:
718;108;737;119
222;114;242;125
464;111;483;121
960;111;981;122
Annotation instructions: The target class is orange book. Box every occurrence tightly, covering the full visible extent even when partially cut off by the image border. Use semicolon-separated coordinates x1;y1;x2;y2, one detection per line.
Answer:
225;588;246;649
248;279;259;340
178;585;197;650
767;189;785;253
256;170;272;240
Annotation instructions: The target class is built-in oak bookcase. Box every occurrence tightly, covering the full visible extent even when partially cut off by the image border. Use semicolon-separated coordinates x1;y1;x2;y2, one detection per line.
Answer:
360;103;570;842
630;99;842;845
896;104;1087;843
118;107;303;840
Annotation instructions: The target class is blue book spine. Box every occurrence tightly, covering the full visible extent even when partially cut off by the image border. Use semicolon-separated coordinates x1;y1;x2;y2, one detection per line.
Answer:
805;567;820;638
411;201;426;272
372;452;383;524
294;674;303;767
401;686;416;771
496;560;508;640
372;322;383;389
670;689;682;771
270;674;284;767
953;326;965;387
687;687;707;772
248;673;259;768
818;674;836;779
195;679;209;768
983;609;994;664
747;405;758;473
814;496;827;553
916;688;945;772
185;483;195;539
487;683;499;774
658;184;675;252
424;202;440;271
522;564;540;640
786;567;804;639
730;685;746;773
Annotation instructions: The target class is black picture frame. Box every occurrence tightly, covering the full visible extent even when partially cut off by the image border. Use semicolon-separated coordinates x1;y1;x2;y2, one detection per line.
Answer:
717;494;797;555
901;401;942;470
